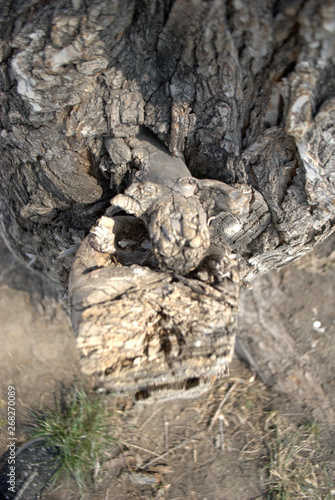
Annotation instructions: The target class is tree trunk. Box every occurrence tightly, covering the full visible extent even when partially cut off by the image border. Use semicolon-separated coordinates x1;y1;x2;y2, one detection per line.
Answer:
1;0;335;399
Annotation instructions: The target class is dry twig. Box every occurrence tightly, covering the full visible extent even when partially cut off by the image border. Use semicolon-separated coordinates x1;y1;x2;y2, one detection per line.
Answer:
208;382;238;432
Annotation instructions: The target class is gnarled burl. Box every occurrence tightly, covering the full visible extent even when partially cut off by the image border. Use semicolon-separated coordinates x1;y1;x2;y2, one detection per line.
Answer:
69;132;268;399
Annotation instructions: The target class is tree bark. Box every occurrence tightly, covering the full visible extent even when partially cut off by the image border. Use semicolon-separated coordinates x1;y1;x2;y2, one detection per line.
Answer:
1;0;335;398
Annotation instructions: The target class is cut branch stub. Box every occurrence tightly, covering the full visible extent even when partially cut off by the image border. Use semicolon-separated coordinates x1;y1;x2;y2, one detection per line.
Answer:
69;226;239;399
69;131;267;400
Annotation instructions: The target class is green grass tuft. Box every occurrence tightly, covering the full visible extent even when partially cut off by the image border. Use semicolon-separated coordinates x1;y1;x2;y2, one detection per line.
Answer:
25;386;111;491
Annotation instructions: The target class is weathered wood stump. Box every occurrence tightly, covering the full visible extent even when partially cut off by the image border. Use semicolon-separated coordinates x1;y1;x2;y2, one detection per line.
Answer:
69;132;253;398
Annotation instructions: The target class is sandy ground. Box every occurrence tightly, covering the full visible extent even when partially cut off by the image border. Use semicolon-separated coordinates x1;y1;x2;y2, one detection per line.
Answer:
0;231;334;499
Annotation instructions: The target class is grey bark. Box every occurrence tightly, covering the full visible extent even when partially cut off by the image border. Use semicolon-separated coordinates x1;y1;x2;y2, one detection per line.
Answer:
1;0;335;398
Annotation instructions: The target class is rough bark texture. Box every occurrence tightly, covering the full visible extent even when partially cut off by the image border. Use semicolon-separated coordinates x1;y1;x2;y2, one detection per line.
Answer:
1;0;335;397
68;132;249;396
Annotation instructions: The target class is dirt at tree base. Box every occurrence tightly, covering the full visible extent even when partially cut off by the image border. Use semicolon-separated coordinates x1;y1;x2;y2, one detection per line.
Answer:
0;232;334;500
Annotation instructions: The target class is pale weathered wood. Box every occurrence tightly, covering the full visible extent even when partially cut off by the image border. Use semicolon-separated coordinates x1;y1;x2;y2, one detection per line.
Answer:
69;216;240;398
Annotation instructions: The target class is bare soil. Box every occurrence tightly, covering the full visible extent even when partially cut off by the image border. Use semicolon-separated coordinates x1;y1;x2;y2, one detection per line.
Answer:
0;231;334;500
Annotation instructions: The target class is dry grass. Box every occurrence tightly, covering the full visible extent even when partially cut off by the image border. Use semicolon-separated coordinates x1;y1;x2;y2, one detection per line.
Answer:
204;370;335;500
263;413;334;499
11;368;334;500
